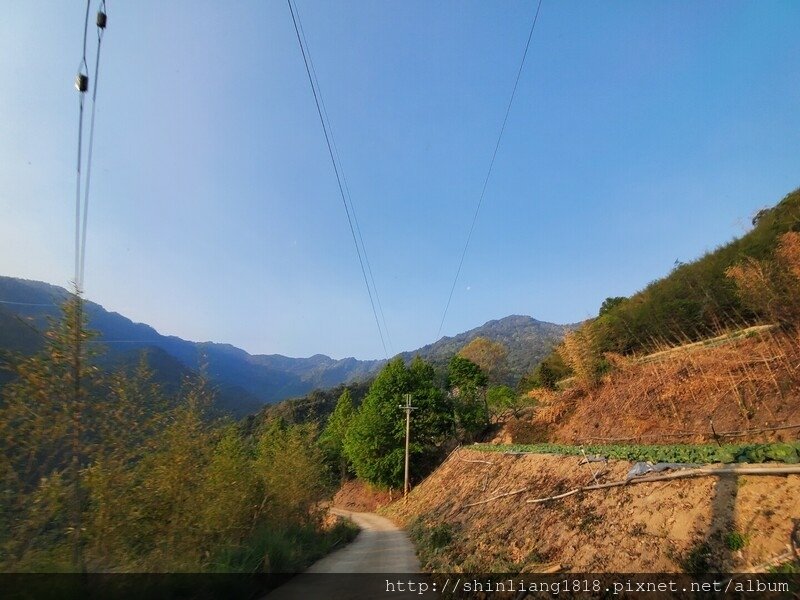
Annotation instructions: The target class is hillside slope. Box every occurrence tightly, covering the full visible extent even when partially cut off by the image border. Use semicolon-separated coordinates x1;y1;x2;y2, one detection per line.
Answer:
597;188;800;354
399;315;570;384
508;188;800;444
378;189;800;575
383;449;800;573
499;326;800;446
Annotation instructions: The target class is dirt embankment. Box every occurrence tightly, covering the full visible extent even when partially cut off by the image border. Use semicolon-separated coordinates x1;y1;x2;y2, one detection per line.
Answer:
332;479;394;512
383;449;800;573
502;328;800;446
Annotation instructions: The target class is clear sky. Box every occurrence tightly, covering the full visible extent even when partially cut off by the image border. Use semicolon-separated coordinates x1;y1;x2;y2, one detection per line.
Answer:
1;1;799;360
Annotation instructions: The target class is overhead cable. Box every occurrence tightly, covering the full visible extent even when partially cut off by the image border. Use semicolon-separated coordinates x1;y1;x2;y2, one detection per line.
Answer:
287;0;389;358
436;0;544;339
73;0;107;293
78;0;108;290
73;0;92;292
294;3;394;356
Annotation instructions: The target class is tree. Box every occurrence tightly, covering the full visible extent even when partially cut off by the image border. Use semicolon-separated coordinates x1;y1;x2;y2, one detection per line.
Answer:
343;357;453;489
255;420;329;527
447;355;488;441
0;299;346;574
0;296;97;570
458;337;508;384
599;296;627;316
319;389;355;482
486;385;520;417
517;350;571;392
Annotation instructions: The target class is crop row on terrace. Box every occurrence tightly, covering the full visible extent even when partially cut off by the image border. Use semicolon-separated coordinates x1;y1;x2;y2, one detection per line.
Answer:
473;441;800;464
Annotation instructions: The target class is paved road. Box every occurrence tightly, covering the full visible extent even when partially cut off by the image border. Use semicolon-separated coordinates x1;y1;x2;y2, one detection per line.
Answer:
266;509;433;600
307;509;420;573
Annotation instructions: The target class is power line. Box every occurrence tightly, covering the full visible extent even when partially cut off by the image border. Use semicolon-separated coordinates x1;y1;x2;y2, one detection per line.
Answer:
73;1;107;293
0;300;59;307
293;3;394;356
287;0;389;359
436;0;544;340
73;0;91;292
78;0;107;290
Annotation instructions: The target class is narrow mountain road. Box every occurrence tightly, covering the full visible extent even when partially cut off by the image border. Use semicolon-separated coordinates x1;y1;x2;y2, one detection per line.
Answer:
308;508;420;573
266;508;434;599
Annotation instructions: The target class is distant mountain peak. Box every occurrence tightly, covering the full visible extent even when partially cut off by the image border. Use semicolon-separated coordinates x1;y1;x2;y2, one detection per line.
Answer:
0;275;569;414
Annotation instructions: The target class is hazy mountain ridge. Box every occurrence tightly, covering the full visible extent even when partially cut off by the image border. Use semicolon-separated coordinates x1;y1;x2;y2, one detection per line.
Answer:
0;276;568;413
402;314;571;381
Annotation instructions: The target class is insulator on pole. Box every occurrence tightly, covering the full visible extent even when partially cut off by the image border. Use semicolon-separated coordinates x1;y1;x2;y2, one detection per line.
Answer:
75;73;89;93
96;11;107;29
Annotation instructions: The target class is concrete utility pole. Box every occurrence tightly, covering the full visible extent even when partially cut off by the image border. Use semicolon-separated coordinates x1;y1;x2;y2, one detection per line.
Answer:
399;393;417;498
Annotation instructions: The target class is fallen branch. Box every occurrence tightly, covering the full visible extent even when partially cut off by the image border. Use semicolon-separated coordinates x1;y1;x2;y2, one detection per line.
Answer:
464;486;530;508
718;423;800;437
526;465;800;504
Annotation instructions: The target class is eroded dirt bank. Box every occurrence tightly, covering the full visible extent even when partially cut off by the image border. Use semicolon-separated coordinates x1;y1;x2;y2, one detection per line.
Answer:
383;449;800;573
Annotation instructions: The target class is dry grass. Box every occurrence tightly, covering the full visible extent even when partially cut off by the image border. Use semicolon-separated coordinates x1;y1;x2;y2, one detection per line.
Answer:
383;449;800;573
726;231;800;327
560;327;603;390
778;230;800;281
526;327;800;444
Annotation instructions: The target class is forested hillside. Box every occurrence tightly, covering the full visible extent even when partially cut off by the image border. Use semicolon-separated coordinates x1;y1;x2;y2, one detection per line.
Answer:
398;315;570;385
0;277;381;413
1;277;568;414
526;188;800;389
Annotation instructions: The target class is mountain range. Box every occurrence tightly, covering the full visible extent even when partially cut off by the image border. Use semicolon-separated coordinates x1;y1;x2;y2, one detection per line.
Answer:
0;276;568;415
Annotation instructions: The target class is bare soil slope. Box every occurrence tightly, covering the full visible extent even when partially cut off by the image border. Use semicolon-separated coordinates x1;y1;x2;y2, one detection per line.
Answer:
505;328;800;445
384;449;800;573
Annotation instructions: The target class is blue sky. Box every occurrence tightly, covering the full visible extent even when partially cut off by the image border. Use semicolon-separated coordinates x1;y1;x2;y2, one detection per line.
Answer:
1;1;799;360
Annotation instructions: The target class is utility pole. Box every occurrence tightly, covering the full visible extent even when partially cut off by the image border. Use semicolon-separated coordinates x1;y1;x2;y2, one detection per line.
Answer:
399;393;417;499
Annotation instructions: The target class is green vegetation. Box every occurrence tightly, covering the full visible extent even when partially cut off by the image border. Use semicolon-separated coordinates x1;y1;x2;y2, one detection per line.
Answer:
318;389;356;482
407;518;455;572
247;379;371;433
0;298;346;573
724;531;747;551
391;316;567;388
474;442;800;464
447;355;488;442
518;350;570;392
526;189;800;385
343;357;453;489
486;385;520;416
769;562;800;574
681;542;712;574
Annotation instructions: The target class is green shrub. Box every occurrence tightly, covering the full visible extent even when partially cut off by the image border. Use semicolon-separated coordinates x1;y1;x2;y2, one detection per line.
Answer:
681;542;711;574
428;523;453;550
724;531;747;551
